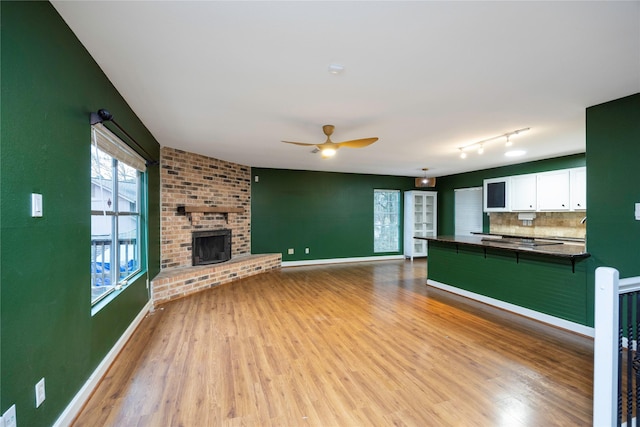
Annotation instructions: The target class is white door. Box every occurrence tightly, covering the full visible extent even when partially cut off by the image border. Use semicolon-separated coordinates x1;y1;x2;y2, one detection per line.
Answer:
455;187;483;236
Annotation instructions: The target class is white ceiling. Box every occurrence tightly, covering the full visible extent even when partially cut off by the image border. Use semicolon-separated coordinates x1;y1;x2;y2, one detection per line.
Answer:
52;1;640;178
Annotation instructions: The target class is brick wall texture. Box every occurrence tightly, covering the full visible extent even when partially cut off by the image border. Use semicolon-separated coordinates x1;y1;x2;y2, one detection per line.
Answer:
160;146;252;269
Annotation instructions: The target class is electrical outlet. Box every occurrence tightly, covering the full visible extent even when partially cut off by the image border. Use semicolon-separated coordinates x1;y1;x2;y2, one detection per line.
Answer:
305;248;310;254
3;404;17;427
35;377;45;408
287;248;294;255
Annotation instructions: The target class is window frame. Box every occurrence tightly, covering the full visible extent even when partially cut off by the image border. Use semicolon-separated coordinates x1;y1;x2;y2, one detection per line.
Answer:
91;124;147;306
373;189;401;253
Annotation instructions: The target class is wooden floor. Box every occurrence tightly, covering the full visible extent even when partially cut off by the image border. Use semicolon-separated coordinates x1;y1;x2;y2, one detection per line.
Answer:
73;259;594;426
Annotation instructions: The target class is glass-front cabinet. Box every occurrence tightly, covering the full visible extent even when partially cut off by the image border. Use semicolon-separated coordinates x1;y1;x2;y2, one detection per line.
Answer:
404;190;437;259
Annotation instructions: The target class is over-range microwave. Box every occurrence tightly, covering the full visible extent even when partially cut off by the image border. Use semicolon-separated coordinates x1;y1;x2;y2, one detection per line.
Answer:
483;177;510;212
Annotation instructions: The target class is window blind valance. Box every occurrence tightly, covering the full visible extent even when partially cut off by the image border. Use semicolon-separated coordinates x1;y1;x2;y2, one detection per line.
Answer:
91;123;146;172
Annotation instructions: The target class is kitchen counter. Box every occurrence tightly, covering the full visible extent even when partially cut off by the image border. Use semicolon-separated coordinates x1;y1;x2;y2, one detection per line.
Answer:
416;234;589;260
419;233;593;333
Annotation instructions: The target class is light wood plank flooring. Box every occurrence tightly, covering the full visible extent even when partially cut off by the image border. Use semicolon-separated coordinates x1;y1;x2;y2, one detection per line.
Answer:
73;259;593;426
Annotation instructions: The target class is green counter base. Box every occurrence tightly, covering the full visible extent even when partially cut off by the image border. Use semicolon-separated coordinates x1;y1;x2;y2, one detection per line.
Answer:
427;240;592;328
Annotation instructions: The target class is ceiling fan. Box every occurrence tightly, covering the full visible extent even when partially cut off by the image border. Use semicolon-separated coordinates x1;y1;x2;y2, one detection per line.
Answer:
282;125;378;158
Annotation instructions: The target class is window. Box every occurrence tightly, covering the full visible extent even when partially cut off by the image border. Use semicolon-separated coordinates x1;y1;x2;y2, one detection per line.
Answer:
91;124;146;304
373;189;400;252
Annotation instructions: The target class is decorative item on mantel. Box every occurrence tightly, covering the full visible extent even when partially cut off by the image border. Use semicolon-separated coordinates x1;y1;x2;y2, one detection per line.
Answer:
177;205;245;223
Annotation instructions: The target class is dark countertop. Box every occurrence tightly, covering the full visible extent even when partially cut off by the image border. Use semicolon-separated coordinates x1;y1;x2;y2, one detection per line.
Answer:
416;234;590;260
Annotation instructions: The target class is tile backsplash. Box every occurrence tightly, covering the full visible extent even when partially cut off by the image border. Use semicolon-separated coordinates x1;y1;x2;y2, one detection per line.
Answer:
489;211;586;239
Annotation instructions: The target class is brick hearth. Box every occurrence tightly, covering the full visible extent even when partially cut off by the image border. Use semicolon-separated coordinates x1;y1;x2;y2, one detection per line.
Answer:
151;253;281;305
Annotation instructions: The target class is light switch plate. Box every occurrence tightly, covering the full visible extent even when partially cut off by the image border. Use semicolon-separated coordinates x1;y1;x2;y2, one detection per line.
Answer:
35;377;45;408
31;193;43;217
635;203;640;220
2;404;17;427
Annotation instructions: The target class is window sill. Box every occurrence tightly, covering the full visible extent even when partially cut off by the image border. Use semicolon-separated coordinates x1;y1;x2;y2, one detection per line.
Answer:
91;270;147;316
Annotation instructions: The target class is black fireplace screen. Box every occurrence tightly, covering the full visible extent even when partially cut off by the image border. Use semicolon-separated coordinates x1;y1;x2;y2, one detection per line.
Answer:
192;229;231;266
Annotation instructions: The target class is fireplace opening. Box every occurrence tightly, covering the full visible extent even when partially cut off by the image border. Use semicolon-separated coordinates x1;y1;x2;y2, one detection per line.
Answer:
192;229;231;266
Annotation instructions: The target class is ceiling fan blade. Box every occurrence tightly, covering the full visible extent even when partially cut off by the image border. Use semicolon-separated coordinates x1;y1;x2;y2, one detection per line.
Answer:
281;140;317;147
335;137;378;148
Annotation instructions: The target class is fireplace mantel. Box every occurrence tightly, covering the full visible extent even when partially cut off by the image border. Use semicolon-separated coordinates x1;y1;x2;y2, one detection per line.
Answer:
177;205;244;214
177;205;245;223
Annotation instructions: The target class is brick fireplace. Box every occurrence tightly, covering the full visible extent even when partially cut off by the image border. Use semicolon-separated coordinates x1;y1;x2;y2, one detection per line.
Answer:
151;147;280;305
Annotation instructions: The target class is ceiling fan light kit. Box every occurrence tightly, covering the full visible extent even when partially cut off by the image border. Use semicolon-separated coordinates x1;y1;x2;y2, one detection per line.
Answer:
282;124;378;159
321;148;337;158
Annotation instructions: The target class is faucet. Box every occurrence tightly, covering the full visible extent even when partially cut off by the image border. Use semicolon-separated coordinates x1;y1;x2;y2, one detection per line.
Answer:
580;216;587;224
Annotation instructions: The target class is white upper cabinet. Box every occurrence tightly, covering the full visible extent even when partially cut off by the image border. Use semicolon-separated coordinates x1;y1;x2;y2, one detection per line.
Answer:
483;166;585;213
570;167;587;210
510;174;537;211
536;169;571;211
483;177;510;212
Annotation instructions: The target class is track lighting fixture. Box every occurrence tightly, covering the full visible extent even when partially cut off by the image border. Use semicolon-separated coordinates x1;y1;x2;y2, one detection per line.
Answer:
457;127;530;158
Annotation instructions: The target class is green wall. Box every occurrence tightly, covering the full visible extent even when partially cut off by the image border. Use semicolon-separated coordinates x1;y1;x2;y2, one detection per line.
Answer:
586;93;640;279
435;154;586;235
1;3;160;426
251;168;415;261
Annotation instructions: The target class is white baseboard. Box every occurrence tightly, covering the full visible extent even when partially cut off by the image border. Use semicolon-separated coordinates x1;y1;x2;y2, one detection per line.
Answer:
282;254;404;267
427;279;595;338
53;300;152;427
